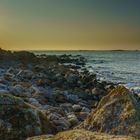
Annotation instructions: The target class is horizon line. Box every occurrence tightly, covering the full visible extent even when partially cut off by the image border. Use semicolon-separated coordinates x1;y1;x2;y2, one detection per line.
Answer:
1;48;140;52
6;49;140;52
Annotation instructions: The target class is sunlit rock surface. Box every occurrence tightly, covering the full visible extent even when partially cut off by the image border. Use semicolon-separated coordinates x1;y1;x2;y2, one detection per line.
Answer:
78;86;140;139
26;129;135;140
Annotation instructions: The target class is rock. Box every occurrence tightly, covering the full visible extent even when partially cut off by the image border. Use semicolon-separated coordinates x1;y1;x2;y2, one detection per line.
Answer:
0;68;5;74
64;91;79;103
29;86;41;94
16;70;34;80
78;100;91;108
4;73;14;81
105;84;115;92
54;94;66;103
91;87;105;97
60;103;73;113
6;67;16;75
72;104;82;112
36;79;46;86
47;112;71;131
75;112;89;121
40;104;52;110
52;118;71;131
81;107;90;113
0;89;10;94
47;113;62;121
13;51;36;63
0;83;7;90
34;65;46;72
31;88;49;105
78;86;140;139
0;94;55;140
10;84;31;97
66;73;79;84
85;89;90;94
67;113;79;127
44;107;65;117
26;129;136;140
26;135;53;140
28;98;42;107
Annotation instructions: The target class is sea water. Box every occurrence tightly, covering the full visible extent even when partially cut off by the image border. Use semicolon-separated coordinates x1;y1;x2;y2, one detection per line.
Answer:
33;50;140;93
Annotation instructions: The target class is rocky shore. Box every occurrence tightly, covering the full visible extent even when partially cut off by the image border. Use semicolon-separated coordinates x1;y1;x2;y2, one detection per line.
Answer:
0;48;139;140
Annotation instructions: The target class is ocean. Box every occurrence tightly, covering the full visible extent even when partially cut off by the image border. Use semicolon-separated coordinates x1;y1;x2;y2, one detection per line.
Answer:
33;50;140;93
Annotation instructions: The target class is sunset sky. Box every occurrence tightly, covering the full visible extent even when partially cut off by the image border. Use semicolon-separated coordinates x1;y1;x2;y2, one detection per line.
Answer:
0;0;140;50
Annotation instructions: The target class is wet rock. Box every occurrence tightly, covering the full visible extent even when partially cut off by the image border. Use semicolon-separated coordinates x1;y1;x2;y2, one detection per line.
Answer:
47;112;70;131
81;107;90;113
16;70;34;80
67;113;79;127
34;65;46;72
6;67;14;73
65;73;79;84
44;107;65;117
32;94;48;105
47;113;62;121
91;87;105;96
10;84;31;97
105;84;116;92
50;90;66;103
60;103;73;113
72;104;82;112
0;89;9;94
4;73;14;81
52;118;71;131
28;98;42;107
36;79;46;86
75;112;89;121
39;104;52;111
64;91;79;103
78;100;91;108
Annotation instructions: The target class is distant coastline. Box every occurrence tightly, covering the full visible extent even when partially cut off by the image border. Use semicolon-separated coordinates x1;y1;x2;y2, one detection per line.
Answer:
30;49;140;53
1;48;140;52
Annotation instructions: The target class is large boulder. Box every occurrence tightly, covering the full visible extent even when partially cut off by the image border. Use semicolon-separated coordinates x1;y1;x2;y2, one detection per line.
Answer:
0;94;55;140
26;129;135;140
78;86;140;139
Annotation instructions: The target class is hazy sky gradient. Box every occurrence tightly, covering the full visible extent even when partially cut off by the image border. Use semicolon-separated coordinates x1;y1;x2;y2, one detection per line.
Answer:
0;0;140;50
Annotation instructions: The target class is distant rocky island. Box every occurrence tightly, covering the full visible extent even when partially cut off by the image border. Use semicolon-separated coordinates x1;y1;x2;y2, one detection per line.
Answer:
0;48;140;140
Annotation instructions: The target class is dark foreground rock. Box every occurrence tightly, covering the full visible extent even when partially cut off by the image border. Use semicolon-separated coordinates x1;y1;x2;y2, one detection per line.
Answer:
0;94;56;140
26;129;135;140
77;86;140;139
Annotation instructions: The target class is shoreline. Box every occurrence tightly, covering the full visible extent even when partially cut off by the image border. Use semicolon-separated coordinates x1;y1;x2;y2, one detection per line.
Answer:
0;48;139;140
33;50;140;93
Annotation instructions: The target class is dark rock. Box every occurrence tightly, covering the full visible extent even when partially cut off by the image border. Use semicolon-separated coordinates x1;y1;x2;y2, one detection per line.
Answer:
0;94;55;140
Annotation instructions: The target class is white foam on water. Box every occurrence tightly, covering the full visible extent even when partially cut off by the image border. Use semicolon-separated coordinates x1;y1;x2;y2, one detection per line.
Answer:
34;51;140;93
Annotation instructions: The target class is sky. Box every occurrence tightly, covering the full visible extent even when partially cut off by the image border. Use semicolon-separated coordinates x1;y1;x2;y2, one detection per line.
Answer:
0;0;140;50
